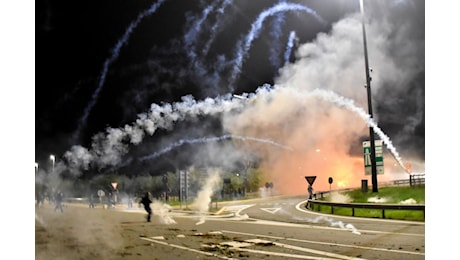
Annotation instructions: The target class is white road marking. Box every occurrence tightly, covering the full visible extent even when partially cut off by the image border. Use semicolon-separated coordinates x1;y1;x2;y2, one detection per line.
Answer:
260;207;282;214
139;237;235;260
294;200;424;237
234;248;345;259
141;235;359;260
222;230;424;257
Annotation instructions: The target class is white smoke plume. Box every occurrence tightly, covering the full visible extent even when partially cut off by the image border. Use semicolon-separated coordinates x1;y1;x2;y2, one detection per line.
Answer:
151;200;177;224
191;170;222;225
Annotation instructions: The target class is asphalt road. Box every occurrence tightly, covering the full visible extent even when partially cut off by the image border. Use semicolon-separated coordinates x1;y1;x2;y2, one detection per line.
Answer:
143;195;425;259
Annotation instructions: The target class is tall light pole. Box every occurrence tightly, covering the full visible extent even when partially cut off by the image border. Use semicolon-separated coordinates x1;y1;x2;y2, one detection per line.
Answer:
50;154;55;174
359;0;378;192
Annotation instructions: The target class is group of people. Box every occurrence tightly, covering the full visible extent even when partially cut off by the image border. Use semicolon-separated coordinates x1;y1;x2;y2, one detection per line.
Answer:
35;190;64;212
86;191;153;222
37;189;154;222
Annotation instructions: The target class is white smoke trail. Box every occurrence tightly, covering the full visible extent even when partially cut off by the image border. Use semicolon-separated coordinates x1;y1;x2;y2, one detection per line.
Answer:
229;2;325;89
73;0;166;142
308;88;407;172
289;213;360;235
201;0;234;56
283;30;296;65
139;134;291;162
183;1;220;88
64;94;245;172
191;171;221;225
269;0;286;69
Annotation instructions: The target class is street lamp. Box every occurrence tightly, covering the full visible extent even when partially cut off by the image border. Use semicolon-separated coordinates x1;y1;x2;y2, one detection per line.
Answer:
359;0;378;192
35;162;39;174
50;154;55;173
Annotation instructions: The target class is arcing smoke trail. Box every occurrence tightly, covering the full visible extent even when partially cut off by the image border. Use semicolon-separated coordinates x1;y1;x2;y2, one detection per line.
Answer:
228;2;326;90
283;30;296;65
201;0;234;56
308;88;408;172
72;0;166;143
269;1;286;70
138;134;292;162
183;2;216;60
183;1;223;92
64;94;245;172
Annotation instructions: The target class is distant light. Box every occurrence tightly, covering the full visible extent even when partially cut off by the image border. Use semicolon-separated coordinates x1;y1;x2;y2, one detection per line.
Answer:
315;149;321;152
35;162;39;169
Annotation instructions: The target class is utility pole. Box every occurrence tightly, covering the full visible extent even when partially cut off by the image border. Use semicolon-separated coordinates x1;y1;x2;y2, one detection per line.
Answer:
360;0;378;192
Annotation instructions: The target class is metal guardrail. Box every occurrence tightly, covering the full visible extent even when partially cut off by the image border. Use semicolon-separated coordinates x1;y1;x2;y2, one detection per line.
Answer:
305;199;425;220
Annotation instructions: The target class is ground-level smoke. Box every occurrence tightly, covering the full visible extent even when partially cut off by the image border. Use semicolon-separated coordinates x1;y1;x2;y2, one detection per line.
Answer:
191;170;222;225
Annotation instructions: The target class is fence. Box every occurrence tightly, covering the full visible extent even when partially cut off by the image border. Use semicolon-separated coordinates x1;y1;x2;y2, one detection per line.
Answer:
391;174;425;186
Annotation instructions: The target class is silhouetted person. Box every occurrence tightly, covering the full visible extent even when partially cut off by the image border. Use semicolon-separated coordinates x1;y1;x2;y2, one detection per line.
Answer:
127;194;133;209
140;192;153;222
54;192;64;212
89;193;95;208
308;185;313;200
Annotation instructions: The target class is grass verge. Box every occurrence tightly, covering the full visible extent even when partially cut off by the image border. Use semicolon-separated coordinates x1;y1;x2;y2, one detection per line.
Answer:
311;185;425;221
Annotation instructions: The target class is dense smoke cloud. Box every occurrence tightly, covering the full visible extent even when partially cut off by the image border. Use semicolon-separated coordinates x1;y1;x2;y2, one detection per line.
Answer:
223;7;424;193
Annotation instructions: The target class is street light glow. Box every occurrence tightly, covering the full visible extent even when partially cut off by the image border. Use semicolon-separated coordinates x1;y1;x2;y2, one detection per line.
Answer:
50;154;56;173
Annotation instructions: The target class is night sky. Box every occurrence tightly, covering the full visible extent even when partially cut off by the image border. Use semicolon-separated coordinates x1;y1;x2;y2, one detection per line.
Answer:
32;0;428;184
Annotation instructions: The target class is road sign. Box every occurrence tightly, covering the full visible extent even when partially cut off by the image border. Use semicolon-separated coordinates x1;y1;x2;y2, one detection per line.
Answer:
97;190;105;197
363;140;384;175
304;176;316;185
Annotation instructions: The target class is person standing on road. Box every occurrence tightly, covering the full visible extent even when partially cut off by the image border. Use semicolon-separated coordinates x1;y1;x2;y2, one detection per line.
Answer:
140;192;153;222
88;193;95;208
54;191;64;212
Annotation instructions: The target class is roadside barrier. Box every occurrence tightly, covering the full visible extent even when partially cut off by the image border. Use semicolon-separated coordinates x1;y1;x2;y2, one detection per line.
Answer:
305;199;425;220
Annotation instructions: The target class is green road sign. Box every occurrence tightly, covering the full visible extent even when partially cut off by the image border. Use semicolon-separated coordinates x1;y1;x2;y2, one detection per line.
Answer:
363;140;384;175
